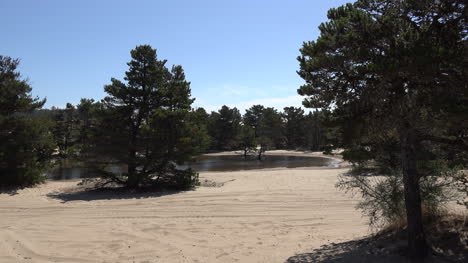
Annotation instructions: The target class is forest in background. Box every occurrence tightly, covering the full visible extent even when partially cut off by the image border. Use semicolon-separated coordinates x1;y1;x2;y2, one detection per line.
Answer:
1;0;467;261
39;102;337;157
1;45;340;190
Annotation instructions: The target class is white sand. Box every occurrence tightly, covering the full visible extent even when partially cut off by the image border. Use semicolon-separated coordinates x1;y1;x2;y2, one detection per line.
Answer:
0;153;368;263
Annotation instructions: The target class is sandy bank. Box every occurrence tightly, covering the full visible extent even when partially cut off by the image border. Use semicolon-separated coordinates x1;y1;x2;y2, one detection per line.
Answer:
0;153;367;263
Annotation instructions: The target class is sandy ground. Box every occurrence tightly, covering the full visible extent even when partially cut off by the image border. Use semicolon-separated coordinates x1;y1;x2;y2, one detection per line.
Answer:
0;152;369;263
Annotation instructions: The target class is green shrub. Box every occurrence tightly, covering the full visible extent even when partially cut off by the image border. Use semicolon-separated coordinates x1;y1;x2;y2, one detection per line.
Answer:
336;165;462;228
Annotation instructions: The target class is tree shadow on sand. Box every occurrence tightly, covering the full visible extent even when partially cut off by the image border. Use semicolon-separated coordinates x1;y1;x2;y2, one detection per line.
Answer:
285;237;411;263
46;186;184;203
0;187;20;196
286;221;467;263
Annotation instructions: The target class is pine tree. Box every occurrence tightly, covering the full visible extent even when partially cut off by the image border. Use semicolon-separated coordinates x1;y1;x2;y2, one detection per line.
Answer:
207;105;242;150
298;0;467;259
89;45;202;189
238;125;256;159
282;107;306;149
261;107;285;148
243;105;265;138
0;56;55;187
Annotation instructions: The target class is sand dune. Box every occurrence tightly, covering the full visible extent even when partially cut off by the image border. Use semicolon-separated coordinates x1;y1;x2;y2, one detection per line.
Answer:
0;154;368;263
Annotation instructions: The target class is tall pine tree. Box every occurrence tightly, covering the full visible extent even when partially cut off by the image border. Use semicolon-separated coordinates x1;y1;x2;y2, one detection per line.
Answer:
0;56;55;187
89;45;203;189
298;0;467;259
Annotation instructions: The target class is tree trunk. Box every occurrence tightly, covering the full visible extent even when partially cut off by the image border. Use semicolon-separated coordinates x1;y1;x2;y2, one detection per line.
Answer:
400;126;428;261
127;109;144;188
127;148;139;188
127;124;140;188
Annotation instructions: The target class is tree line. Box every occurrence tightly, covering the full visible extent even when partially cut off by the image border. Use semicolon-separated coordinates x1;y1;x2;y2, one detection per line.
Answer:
1;0;466;261
40;102;336;159
1;46;207;190
1;46;338;190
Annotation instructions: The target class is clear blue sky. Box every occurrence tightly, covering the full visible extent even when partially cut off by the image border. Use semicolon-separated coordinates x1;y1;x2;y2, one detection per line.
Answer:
1;0;350;112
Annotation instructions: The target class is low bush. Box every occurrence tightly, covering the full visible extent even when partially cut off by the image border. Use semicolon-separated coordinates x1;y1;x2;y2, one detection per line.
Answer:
336;165;462;228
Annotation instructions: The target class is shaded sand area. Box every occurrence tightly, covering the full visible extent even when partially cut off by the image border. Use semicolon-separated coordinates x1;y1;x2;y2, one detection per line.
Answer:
0;153;369;263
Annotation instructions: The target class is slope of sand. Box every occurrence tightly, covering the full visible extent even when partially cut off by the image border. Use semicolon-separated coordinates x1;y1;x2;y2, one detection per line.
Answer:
0;153;368;263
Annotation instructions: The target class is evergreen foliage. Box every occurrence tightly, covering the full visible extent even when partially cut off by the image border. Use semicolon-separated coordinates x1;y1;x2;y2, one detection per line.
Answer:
297;0;467;259
244;105;285;149
86;45;203;189
207;105;242;150
0;56;55;187
238;125;257;159
282;107;306;148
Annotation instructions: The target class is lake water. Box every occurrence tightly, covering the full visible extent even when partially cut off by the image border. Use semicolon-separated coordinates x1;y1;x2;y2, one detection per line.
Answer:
180;154;334;172
47;154;335;180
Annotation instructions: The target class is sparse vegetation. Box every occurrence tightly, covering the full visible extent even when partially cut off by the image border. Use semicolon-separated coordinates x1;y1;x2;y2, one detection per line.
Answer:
1;0;466;261
336;166;462;228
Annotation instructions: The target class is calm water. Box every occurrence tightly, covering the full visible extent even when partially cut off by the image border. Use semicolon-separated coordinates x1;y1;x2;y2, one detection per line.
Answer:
47;155;334;180
180;154;334;172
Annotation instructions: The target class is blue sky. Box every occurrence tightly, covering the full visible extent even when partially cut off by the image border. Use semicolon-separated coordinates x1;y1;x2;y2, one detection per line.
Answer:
1;0;350;112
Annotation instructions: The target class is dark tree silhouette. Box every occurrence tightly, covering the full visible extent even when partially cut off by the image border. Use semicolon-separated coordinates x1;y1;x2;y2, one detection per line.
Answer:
88;45;204;189
297;0;467;260
0;56;55;187
207;105;242;150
